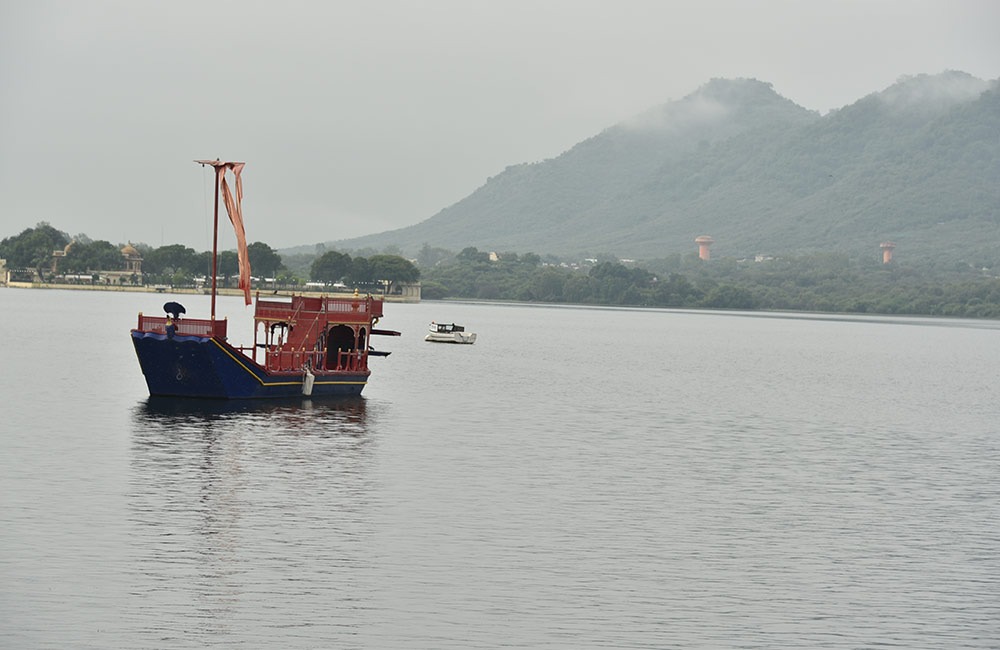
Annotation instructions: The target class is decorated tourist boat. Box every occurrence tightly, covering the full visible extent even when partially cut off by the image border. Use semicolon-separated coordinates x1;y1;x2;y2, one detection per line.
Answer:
424;322;476;344
131;160;399;399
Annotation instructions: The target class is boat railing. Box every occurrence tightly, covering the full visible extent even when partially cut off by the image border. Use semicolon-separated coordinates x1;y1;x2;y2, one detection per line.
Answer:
330;349;368;372
136;314;227;338
264;347;313;372
230;345;256;358
262;348;368;373
254;296;383;323
321;295;380;315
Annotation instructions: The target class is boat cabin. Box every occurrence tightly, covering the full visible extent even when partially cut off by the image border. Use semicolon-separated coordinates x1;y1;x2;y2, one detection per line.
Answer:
430;322;465;333
252;293;385;373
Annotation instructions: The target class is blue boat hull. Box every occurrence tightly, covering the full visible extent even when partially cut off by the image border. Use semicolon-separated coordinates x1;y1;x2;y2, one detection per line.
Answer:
131;331;368;399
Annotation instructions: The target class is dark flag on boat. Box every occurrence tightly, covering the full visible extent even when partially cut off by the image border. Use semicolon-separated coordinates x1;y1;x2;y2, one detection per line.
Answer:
163;301;186;318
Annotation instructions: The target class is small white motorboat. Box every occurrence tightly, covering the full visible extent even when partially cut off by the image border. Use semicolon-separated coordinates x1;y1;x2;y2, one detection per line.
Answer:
425;322;476;344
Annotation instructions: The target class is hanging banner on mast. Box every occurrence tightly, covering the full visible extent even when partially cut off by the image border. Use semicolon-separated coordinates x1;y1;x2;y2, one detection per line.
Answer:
196;159;252;306
219;163;251;305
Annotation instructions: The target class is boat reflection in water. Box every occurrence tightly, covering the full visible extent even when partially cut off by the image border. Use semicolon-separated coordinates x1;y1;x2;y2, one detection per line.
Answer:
137;394;370;422
126;395;377;640
130;394;374;493
130;394;374;476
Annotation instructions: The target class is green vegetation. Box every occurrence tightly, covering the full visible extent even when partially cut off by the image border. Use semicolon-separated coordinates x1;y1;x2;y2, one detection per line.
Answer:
4;224;999;317
311;251;353;284
0;224;417;292
59;238;124;274
247;241;285;279
420;247;1000;318
0;222;70;280
310;250;420;292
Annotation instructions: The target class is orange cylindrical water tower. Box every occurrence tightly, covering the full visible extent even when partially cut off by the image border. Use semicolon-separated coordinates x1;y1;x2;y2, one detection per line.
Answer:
880;241;896;264
695;235;714;260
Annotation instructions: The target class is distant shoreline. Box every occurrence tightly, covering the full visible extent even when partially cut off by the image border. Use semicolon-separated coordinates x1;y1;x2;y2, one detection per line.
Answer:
2;282;418;302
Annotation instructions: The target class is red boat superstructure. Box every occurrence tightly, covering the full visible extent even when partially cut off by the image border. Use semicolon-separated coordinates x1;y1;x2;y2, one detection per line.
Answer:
251;292;385;374
132;291;398;399
130;160;400;399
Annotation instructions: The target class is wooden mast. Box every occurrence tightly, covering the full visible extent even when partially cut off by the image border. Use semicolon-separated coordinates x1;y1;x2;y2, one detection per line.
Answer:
210;164;221;320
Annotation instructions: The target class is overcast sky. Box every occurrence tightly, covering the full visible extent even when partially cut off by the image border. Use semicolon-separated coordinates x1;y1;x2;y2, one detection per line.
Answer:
1;0;998;253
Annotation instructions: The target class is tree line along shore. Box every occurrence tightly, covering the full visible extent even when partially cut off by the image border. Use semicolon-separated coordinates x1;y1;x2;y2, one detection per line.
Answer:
4;224;1000;318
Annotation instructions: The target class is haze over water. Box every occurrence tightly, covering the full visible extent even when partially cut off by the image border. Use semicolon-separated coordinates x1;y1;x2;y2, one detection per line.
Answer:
2;288;998;649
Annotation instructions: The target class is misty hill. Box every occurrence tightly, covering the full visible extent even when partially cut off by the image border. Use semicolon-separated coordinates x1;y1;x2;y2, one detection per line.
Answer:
324;72;999;263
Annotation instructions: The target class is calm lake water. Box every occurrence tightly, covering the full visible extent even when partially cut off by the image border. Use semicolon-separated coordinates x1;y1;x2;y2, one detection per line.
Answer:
2;288;998;649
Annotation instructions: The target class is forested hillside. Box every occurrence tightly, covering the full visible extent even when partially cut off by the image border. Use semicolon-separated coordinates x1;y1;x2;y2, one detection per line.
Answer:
331;72;999;265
